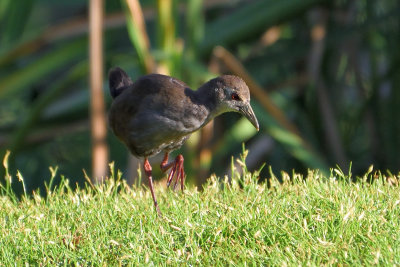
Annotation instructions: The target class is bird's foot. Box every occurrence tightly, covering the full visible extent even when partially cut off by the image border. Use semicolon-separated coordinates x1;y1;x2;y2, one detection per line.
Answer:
160;153;185;191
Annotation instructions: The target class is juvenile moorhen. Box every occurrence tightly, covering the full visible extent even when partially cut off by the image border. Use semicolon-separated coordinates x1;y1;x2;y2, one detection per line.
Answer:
108;67;259;215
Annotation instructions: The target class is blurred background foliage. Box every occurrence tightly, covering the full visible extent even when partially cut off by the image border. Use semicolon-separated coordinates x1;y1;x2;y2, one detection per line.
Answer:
0;0;399;191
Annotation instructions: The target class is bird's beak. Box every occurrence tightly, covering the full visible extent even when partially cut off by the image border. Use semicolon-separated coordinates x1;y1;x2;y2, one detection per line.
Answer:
240;103;259;131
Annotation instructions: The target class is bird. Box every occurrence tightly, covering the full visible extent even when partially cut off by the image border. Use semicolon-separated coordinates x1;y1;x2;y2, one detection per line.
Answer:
108;67;259;215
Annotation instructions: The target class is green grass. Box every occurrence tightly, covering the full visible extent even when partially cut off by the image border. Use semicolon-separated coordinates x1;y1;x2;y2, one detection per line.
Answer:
1;150;400;265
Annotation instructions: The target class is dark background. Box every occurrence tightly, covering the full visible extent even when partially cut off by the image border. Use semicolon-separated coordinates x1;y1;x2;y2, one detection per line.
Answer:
0;0;399;191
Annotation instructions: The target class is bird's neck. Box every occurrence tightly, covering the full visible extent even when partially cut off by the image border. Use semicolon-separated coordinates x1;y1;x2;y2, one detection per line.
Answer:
197;85;217;109
192;85;225;129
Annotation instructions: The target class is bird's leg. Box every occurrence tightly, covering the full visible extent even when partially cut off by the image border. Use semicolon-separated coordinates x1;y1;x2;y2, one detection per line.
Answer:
160;152;174;172
143;158;162;216
160;153;185;192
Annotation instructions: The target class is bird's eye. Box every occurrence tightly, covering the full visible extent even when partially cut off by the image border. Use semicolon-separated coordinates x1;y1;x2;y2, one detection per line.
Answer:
231;92;241;101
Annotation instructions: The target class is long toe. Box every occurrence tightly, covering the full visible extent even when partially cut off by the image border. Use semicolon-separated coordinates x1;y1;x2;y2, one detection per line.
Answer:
173;155;185;191
166;164;177;187
180;167;185;191
166;155;185;191
173;165;185;191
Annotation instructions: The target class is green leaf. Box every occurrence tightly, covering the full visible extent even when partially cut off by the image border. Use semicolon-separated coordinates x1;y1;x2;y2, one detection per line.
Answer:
8;62;88;153
0;39;87;98
120;0;153;73
252;102;329;173
185;0;204;59
200;0;327;54
0;0;34;44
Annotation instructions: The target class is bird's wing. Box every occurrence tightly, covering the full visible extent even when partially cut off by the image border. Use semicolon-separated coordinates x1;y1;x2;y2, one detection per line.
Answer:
109;74;194;155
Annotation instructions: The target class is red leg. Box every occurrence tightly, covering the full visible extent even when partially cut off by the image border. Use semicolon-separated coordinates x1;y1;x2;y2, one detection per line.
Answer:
160;154;185;192
144;158;162;216
160;152;174;172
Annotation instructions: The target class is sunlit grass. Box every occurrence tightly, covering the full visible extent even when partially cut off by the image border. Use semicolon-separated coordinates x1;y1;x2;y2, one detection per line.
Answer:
1;150;400;265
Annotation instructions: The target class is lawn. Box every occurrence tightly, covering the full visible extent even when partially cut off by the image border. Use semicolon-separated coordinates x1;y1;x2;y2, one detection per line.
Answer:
1;151;400;265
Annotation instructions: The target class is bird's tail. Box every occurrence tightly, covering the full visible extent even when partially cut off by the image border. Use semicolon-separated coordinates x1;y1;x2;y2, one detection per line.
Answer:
108;67;133;99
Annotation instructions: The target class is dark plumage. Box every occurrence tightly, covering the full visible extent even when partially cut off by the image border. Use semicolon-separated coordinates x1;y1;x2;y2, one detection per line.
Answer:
108;67;259;215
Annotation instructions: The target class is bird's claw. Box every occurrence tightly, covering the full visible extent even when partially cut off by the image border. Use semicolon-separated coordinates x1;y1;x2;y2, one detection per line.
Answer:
165;155;185;191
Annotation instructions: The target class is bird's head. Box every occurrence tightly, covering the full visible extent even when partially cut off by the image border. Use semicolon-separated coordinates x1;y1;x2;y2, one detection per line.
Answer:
206;75;259;131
